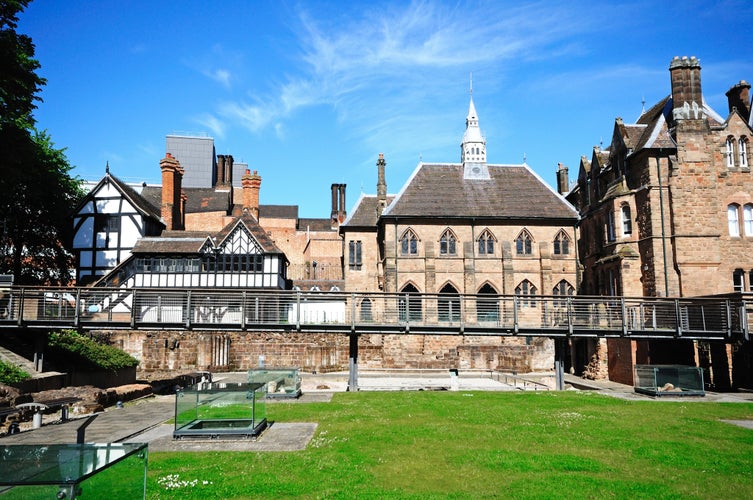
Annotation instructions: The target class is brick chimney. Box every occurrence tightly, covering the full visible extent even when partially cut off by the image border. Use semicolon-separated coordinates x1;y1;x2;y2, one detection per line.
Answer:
377;153;387;217
556;162;569;195
160;153;184;230
338;184;346;223
216;154;226;187
242;169;262;219
726;80;752;123
670;56;704;121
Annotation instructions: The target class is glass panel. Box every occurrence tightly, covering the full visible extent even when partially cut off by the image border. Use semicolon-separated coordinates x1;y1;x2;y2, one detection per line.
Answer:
174;382;267;438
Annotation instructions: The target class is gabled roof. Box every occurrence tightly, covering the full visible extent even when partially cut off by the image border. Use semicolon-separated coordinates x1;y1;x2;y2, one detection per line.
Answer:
75;172;162;224
341;193;396;228
382;163;577;221
132;215;285;257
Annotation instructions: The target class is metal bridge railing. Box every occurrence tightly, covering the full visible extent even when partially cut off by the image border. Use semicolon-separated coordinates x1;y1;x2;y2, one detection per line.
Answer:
0;287;746;340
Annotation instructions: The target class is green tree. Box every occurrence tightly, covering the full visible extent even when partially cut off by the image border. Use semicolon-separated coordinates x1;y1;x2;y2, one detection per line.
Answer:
0;0;84;285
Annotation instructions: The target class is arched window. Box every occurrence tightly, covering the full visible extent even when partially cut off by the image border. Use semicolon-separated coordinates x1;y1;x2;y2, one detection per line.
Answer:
360;298;373;322
744;205;753;237
726;136;736;168
606;210;616;242
439;229;457;255
728;204;741;237
733;268;745;292
553;280;574;296
438;283;460;322
477;283;499;322
398;284;422;322
553;230;570;255
515;230;533;255
477;229;495;255
621;204;632;236
740;137;748;167
515;280;537;307
400;229;419;255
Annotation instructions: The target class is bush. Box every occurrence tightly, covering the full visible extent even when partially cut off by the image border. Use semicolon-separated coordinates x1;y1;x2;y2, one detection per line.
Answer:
0;360;31;384
48;330;139;371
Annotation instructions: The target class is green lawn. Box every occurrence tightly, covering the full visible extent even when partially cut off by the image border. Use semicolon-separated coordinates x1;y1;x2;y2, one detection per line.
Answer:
147;391;753;499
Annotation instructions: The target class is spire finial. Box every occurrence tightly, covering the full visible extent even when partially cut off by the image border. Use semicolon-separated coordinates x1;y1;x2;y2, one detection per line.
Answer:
105;161;110;174
469;72;473;96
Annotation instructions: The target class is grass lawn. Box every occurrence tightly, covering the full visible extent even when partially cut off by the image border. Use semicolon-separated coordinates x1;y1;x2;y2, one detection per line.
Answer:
147;391;753;499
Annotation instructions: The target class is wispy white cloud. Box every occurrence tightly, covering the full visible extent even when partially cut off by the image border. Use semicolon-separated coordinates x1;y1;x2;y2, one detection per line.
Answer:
194;113;227;139
219;1;607;145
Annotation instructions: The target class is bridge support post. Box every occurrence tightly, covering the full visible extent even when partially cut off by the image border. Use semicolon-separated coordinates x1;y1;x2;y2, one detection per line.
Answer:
32;330;46;372
554;338;565;391
348;333;359;392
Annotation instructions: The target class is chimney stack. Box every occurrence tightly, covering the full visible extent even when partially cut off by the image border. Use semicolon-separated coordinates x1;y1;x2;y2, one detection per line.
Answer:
726;80;752;123
160;153;184;231
377;153;387;217
338;184;347;223
556;162;569;195
331;184;339;223
216;154;226;187
669;56;704;121
242;169;262;219
225;155;234;187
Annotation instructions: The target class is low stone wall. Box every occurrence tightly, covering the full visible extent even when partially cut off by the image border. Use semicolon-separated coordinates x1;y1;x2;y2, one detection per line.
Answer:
101;329;554;374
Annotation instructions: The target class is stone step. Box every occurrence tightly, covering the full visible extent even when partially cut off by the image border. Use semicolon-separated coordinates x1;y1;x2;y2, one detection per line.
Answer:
0;344;37;374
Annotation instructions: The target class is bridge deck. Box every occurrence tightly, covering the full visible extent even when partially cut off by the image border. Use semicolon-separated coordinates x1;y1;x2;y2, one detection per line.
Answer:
0;287;747;341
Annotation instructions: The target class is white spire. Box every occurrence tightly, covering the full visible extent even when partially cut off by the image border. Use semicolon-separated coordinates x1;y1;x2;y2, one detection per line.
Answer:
461;76;489;179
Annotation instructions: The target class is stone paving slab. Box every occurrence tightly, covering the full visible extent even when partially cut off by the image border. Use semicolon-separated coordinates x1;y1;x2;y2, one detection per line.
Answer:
135;422;318;452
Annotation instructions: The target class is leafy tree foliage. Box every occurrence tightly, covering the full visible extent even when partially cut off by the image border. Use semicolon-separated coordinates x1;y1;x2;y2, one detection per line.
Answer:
0;0;84;285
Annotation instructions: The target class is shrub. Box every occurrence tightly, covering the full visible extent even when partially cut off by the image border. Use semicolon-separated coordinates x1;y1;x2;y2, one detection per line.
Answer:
48;330;139;371
0;360;31;384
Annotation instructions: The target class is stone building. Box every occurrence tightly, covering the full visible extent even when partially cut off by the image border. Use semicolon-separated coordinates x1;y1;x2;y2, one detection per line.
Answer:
564;56;753;388
340;97;579;372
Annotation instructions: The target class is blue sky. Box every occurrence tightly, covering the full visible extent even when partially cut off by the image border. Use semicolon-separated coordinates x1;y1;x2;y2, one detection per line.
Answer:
19;0;753;217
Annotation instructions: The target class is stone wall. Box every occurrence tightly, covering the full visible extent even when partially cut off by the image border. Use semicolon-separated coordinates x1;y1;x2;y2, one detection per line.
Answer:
102;329;554;375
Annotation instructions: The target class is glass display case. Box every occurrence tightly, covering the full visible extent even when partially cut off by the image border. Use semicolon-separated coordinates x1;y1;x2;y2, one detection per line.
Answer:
634;365;705;397
248;368;302;398
0;442;148;499
173;382;267;438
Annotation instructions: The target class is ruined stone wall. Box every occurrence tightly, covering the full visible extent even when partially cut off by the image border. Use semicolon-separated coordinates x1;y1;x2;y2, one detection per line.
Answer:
102;329;554;375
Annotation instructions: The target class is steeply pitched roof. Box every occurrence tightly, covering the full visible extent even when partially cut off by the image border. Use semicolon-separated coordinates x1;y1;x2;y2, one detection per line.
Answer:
341;193;396;228
382;163;577;221
132;215;284;256
75;172;162;224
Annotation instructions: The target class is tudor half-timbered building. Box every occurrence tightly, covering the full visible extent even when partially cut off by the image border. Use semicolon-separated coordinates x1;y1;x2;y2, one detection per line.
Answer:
72;165;164;285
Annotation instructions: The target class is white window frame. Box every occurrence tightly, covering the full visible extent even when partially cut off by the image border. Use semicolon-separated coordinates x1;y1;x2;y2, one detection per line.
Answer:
728;204;741;237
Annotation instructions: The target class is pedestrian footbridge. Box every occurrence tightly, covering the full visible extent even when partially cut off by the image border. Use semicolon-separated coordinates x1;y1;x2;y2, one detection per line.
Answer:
0;287;747;341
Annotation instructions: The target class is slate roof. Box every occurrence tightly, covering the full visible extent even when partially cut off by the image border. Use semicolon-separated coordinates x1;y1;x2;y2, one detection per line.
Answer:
259;205;299;219
342;194;396;228
382;163;577;221
298;218;334;232
132;215;284;256
141;186;232;214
